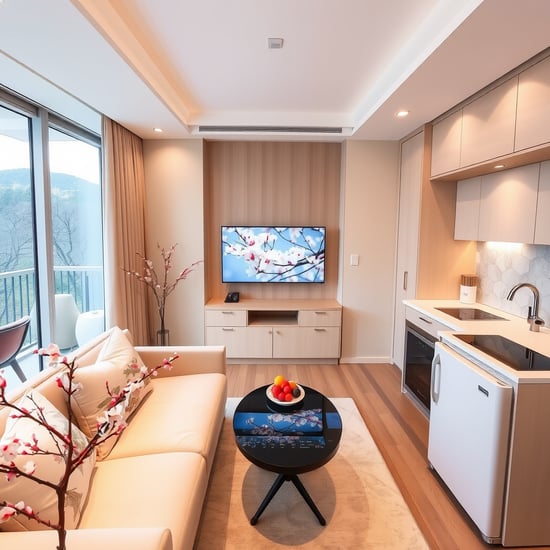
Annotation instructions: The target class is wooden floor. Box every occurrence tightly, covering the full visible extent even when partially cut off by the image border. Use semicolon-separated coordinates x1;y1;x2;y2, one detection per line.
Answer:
226;362;543;550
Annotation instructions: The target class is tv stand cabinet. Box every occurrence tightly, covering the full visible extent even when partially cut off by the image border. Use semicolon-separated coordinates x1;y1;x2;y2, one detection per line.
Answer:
205;299;342;363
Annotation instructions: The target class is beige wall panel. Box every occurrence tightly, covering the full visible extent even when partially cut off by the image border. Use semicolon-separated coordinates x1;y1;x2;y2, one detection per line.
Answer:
143;139;205;345
204;141;341;301
339;140;400;363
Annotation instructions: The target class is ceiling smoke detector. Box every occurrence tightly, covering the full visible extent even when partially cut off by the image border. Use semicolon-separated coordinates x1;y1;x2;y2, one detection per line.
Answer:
267;37;284;49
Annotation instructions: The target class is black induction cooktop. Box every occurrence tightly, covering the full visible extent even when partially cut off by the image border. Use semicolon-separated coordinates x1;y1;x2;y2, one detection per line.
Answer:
456;334;550;371
435;307;508;321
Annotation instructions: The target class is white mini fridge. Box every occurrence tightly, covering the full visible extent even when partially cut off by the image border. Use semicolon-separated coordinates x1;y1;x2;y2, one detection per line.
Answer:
428;342;513;544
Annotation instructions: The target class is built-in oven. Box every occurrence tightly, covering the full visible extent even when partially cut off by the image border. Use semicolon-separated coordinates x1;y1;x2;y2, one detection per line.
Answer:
403;321;436;416
402;305;509;416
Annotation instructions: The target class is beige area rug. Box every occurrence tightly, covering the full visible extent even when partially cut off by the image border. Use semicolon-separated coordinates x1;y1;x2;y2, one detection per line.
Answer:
194;398;428;549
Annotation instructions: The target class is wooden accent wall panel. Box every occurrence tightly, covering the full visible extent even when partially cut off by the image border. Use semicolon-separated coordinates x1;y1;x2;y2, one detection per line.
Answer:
416;126;477;298
204;141;341;301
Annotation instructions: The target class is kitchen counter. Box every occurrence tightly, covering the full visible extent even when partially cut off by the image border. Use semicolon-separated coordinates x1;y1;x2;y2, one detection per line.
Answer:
404;299;550;383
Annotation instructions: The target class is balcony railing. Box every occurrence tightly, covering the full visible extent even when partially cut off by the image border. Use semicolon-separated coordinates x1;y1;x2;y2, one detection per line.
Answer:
0;266;103;350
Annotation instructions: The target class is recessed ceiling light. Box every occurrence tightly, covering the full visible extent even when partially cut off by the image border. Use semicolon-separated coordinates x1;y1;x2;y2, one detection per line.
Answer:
494;164;505;169
267;37;284;49
153;127;163;133
396;110;409;118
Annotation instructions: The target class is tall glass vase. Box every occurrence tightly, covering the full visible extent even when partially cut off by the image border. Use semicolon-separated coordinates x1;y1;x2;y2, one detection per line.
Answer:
156;311;169;346
156;328;170;346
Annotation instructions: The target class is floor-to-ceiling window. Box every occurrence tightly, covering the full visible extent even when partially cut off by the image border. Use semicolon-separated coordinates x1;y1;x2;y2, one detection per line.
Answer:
0;91;103;387
0;105;36;340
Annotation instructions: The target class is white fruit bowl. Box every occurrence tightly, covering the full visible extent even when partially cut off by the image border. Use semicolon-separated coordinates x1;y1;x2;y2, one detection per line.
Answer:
266;383;305;406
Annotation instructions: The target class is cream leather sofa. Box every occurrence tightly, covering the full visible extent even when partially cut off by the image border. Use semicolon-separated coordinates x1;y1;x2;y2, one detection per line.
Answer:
0;327;227;550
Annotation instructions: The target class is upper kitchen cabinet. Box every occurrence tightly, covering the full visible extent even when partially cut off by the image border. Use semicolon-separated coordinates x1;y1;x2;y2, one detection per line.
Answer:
478;164;539;243
535;161;550;245
431;110;462;177
460;77;518;168
516;56;550;152
455;176;481;241
431;50;550;182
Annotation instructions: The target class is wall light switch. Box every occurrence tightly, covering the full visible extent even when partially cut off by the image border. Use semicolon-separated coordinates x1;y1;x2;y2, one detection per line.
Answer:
350;254;359;266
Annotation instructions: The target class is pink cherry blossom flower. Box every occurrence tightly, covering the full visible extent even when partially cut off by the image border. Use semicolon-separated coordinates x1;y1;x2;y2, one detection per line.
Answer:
0;505;16;522
22;461;36;475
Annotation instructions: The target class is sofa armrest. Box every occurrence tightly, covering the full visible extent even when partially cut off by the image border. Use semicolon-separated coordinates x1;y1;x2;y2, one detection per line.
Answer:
135;345;226;377
0;527;173;550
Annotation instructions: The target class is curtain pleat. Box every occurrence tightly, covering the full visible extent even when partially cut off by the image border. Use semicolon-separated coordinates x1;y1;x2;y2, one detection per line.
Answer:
101;117;149;344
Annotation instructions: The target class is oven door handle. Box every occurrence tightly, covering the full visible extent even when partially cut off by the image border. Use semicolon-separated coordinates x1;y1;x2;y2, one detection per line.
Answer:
431;351;441;404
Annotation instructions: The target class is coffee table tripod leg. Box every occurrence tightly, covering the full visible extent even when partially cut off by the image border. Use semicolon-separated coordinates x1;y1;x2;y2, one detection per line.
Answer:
290;475;326;525
250;473;286;525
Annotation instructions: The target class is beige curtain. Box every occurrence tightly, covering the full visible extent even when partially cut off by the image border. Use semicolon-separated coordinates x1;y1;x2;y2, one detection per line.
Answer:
102;117;149;344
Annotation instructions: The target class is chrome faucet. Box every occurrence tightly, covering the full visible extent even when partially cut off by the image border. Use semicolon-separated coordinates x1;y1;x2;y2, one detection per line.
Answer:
507;283;545;332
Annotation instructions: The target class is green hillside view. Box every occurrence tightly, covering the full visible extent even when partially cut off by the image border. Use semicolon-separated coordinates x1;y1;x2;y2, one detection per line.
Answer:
0;168;102;273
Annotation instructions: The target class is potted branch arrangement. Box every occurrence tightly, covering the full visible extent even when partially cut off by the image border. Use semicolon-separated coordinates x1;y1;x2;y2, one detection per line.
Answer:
124;243;202;345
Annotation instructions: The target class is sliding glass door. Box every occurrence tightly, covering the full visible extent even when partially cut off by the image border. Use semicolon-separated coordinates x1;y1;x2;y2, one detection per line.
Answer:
48;127;103;350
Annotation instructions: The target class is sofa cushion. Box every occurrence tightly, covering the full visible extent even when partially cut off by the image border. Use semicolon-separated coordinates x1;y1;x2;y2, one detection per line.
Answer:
105;372;226;472
78;452;207;550
70;327;152;459
0;527;173;550
0;392;95;532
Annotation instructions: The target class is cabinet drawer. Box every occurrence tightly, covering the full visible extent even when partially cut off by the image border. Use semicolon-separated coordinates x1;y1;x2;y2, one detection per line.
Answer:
205;309;247;327
273;327;340;358
205;326;271;358
405;307;452;339
299;309;341;327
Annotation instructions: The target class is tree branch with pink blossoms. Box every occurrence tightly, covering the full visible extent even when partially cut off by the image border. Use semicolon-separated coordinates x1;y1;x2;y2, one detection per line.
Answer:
0;344;178;550
123;243;202;344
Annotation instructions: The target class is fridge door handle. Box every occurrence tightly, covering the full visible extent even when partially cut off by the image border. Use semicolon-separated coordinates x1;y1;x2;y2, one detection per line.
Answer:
431;352;441;404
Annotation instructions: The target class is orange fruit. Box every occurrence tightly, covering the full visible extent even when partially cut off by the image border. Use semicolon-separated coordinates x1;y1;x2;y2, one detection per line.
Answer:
288;380;297;390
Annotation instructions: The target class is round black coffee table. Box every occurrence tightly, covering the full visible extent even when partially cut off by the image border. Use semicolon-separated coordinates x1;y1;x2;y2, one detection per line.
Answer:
233;384;342;525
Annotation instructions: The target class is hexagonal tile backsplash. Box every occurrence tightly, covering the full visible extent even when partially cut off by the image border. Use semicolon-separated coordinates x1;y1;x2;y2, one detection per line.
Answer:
477;242;550;324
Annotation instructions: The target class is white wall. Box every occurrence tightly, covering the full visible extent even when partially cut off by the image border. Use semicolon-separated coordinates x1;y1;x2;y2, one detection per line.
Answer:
339;140;400;363
142;139;205;345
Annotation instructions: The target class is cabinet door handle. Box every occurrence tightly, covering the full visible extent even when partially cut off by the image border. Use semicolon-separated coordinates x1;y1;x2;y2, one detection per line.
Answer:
222;327;235;332
222;311;234;315
314;311;327;315
403;271;408;291
431;352;441;404
418;316;433;325
314;328;326;332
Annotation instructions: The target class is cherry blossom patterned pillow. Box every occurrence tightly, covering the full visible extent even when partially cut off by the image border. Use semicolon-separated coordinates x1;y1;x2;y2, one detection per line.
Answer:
0;392;95;531
69;327;153;459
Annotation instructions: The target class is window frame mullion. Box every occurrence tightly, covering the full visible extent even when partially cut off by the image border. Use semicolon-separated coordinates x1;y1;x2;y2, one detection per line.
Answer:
31;107;55;347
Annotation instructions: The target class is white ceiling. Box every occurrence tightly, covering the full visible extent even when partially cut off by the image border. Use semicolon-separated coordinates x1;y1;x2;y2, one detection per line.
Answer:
1;0;549;141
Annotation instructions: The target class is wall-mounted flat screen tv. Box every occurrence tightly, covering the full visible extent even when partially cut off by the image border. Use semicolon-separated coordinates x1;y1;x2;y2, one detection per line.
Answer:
221;226;326;283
